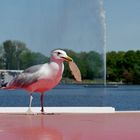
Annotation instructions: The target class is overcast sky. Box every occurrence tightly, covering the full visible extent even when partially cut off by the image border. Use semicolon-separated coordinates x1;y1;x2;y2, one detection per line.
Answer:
0;0;139;55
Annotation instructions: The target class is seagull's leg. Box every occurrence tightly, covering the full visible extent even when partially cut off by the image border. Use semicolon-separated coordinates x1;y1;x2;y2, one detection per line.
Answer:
26;93;34;114
40;93;45;113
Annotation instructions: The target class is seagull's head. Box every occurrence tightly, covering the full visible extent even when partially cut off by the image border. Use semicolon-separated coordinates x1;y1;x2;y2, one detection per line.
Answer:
51;49;73;63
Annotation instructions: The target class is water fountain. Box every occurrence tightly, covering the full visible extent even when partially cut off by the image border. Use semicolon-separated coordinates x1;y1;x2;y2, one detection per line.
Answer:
0;0;107;84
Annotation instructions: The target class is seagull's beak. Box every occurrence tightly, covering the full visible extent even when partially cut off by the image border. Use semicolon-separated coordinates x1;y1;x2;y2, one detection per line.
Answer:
61;56;73;62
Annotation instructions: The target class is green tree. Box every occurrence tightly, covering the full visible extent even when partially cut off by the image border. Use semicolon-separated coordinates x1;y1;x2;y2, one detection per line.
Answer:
31;52;48;65
86;51;102;79
3;40;28;70
107;50;140;84
2;40;48;70
123;50;136;70
13;40;27;70
63;49;103;81
19;51;48;70
132;50;140;84
107;51;125;82
107;51;118;81
0;45;5;69
3;40;16;69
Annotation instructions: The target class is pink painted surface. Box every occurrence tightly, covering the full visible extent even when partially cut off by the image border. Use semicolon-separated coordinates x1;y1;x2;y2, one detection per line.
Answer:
0;113;140;140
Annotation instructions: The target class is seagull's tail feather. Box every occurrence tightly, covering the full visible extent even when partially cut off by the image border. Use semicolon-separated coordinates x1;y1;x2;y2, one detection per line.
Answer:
0;82;8;89
0;83;14;90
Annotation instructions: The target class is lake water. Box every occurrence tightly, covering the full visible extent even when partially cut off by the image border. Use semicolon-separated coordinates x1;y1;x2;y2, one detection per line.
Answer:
0;84;140;111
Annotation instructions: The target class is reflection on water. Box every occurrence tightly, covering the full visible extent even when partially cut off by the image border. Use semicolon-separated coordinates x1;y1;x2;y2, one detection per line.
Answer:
0;113;105;140
1;112;140;140
1;115;63;140
12;126;63;140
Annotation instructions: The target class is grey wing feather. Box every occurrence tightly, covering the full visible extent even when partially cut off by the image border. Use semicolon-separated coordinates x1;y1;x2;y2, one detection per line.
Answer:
8;73;39;88
23;64;43;73
8;64;43;88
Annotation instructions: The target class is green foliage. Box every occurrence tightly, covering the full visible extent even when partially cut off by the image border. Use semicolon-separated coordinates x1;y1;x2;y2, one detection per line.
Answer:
19;51;48;69
107;51;125;81
1;40;48;70
63;49;103;80
0;40;140;84
0;41;104;82
3;40;16;69
107;50;140;84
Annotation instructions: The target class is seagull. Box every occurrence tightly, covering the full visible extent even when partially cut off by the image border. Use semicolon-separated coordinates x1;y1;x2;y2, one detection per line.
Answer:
5;49;73;114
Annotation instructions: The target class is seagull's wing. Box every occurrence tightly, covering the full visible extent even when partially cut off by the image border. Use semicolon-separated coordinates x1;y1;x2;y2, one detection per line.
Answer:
7;64;44;88
11;73;38;88
23;64;43;73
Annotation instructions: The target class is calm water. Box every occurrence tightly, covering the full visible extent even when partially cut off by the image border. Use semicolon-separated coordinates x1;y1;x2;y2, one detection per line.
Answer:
0;84;140;111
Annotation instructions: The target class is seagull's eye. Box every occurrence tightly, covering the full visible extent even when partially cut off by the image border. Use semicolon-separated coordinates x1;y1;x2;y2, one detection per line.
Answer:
57;52;61;55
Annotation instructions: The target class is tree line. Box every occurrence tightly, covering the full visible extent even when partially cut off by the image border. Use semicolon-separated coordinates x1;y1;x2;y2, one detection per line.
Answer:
0;40;140;84
0;40;103;82
107;51;140;84
0;40;48;70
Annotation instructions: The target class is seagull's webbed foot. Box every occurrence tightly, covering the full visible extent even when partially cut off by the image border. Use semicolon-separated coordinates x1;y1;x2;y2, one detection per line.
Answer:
41;108;46;115
26;108;37;115
40;93;46;115
26;94;37;115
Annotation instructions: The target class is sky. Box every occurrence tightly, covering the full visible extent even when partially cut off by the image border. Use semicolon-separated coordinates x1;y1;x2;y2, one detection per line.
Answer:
104;0;140;52
0;0;140;55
